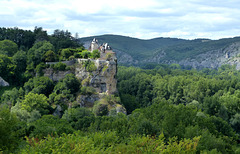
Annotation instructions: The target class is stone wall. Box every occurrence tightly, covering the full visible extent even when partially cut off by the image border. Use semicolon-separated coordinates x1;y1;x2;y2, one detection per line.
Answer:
46;60;76;66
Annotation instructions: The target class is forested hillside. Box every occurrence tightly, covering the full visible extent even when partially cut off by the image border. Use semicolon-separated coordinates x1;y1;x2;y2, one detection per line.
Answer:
80;35;240;69
1;27;240;153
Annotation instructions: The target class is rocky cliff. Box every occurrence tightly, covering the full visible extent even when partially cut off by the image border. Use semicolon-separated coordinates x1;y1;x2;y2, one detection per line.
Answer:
142;41;240;69
75;58;117;94
44;53;126;115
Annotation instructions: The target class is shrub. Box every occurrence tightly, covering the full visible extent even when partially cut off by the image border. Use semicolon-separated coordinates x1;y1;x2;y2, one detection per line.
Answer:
93;102;109;116
53;62;66;71
81;50;91;59
91;50;100;59
83;60;97;72
68;55;75;60
81;86;96;95
106;53;112;60
35;63;46;76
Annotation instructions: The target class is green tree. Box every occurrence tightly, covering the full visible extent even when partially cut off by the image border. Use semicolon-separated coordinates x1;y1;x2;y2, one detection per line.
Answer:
0;40;18;57
1;87;19;106
53;62;66;71
81;50;91;59
62;108;95;130
0;54;16;84
60;48;72;60
0;107;19;152
20;93;49;115
44;50;56;62
27;41;54;67
91;49;100;59
24;76;54;96
12;50;27;73
60;73;80;94
28;115;74;139
35;62;46;77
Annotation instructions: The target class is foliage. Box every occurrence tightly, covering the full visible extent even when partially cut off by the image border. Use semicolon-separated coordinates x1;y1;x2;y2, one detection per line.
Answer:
55;73;80;94
12;50;27;73
91;49;100;59
102;65;108;72
93;102;109;116
27;41;54;67
0;27;35;49
62;108;95;130
44;50;56;62
20;131;200;153
23;76;54;96
49;29;80;51
1;87;20;106
60;48;72;60
80;86;96;95
0;107;19;152
81;50;91;59
35;62;47;76
105;53;112;60
20;92;49;115
28;115;74;139
53;62;67;71
2;27;240;153
0;39;18;57
83;60;97;72
0;54;16;84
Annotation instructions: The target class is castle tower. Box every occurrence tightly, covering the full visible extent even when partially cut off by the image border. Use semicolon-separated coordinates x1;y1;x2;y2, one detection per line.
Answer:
90;38;99;52
226;52;230;59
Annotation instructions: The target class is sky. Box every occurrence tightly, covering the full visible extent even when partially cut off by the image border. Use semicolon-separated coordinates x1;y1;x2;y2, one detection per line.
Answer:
0;0;240;40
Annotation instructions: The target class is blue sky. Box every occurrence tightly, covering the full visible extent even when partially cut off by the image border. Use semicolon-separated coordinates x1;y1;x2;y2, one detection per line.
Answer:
0;0;240;39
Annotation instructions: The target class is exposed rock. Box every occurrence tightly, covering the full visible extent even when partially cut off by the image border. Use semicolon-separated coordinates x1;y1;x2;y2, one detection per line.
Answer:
114;49;138;64
77;94;100;107
143;41;240;69
115;104;127;114
75;58;118;95
45;38;125;115
0;76;9;86
44;68;74;81
53;105;63;117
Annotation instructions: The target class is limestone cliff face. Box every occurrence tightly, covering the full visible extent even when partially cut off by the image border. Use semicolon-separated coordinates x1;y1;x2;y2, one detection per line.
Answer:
43;58;118;95
142;41;240;69
75;58;117;95
44;69;74;81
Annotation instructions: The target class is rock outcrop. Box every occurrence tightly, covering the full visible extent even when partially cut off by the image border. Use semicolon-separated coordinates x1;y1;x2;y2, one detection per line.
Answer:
44;69;74;81
75;58;117;95
44;38;126;115
0;76;9;86
141;41;240;69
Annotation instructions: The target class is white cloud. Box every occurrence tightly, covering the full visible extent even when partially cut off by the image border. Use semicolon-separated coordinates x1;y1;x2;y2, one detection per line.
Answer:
0;0;240;39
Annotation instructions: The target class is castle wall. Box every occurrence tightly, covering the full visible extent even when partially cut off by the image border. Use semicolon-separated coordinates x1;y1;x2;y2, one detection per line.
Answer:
46;60;75;66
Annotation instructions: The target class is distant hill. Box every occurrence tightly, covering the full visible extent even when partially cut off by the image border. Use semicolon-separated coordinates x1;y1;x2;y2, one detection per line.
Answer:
79;35;240;69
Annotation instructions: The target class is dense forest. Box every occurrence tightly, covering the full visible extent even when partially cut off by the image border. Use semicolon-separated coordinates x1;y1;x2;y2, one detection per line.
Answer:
0;27;240;153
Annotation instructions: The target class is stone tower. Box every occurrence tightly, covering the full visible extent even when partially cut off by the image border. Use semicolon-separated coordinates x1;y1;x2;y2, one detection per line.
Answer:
225;52;230;59
90;38;99;52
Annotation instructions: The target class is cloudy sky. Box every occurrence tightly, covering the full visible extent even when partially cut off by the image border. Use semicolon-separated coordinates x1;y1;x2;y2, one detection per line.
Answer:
0;0;240;39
